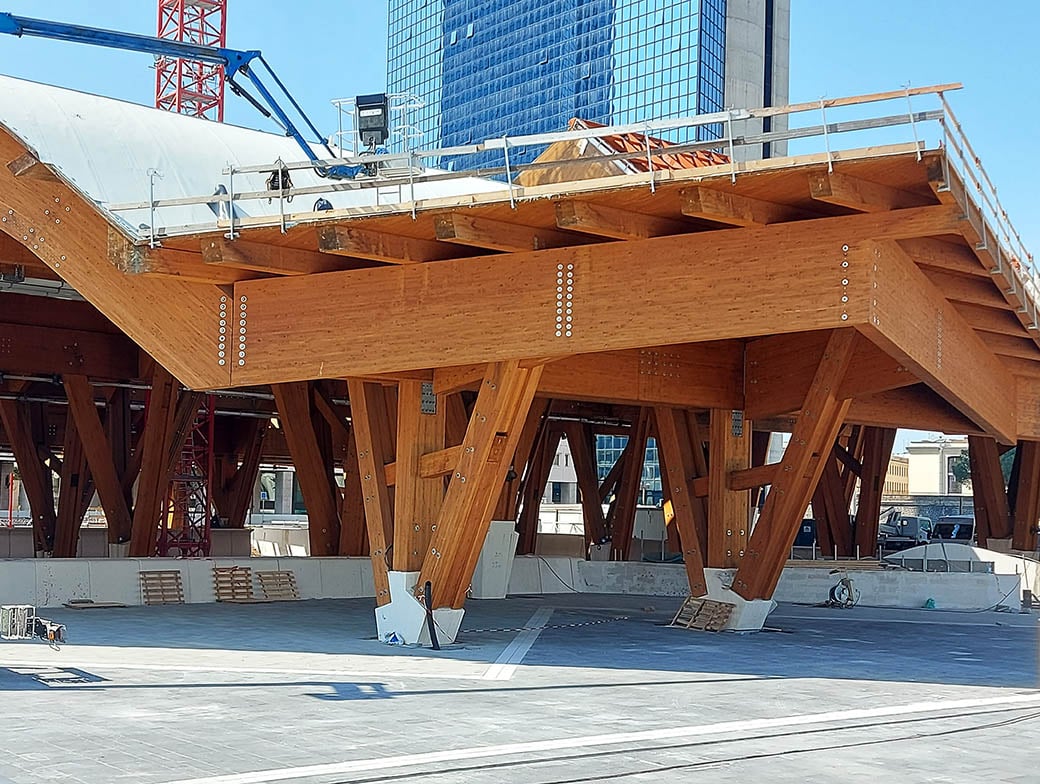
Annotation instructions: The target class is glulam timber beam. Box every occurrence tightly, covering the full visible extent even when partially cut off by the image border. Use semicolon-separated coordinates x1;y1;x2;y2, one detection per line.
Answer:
201;237;344;276
707;409;750;568
393;380;445;572
346;379;396;604
0;398;56;552
854;427;896;557
271;382;341;556
746;331;915;420
607;408;651;560
554;200;690;239
114;243;259;284
0;321;139;379
434;213;582;252
808;171;926;212
653;407;708;595
318;225;459;264
128;366;179;557
968;436;1012;545
517;424;562;555
494;398;549;521
863;241;1017;443
416;361;544;608
562;421;608;547
847;385;984;434
954;302;1030;337
52;410;93;558
230;206;968;385
898;237;989;279
921;268;1012;309
64;374;133;542
679;186;810;226
734;330;856;600
1011;441;1040;551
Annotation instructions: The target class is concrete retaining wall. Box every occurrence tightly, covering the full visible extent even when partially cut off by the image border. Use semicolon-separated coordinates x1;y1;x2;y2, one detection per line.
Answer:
0;555;1021;612
0;557;375;607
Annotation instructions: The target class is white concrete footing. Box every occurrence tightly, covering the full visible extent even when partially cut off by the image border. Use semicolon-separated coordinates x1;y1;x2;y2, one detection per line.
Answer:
703;568;776;632
470;521;520;599
374;571;465;647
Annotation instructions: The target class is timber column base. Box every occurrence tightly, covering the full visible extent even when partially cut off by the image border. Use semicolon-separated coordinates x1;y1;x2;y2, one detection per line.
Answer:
374;571;465;646
703;568;776;632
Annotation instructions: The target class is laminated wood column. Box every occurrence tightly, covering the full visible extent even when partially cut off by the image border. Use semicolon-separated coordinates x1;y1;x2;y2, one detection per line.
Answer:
416;360;544;608
562;421;608;548
0;398;57;553
854;427;896;557
106;387;133;543
311;386;367;556
608;409;651;560
220;418;268;529
271;382;341;556
708;409;751;568
129;366;179;557
810;451;853;557
393;380;446;572
1011;441;1040;551
968;436;1012;546
52;410;93;558
734;330;856;600
516;423;561;555
347;380;396;604
653;407;708;596
492;398;548;522
64;375;133;545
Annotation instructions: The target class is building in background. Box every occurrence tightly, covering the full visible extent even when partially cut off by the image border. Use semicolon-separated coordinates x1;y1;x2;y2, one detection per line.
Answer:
883;455;910;496
905;437;971;496
387;0;790;168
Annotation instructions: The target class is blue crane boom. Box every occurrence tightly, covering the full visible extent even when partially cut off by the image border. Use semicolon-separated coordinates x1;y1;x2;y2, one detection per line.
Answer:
0;12;361;179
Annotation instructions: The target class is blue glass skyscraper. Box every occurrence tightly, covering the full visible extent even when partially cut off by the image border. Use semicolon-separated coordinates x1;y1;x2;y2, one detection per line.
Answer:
388;1;788;167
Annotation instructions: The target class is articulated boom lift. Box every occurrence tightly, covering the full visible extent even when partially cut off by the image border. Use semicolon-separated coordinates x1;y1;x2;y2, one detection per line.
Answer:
0;11;363;179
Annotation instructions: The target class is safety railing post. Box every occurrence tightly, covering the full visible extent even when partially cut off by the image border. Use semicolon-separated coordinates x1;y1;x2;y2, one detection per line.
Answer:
819;99;833;173
502;135;515;209
904;84;922;161
645;122;655;194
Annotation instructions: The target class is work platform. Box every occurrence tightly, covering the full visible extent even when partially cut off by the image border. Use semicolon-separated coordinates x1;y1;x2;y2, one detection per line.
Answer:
1;79;1039;639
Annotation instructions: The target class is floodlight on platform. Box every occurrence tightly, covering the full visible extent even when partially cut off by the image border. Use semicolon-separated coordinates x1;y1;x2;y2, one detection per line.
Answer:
356;93;389;148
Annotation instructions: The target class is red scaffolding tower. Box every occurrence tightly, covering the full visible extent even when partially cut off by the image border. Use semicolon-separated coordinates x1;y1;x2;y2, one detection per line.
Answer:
156;395;216;558
155;0;228;122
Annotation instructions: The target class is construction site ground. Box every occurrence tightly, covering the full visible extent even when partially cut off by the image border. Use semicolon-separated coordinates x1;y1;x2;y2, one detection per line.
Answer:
0;595;1037;783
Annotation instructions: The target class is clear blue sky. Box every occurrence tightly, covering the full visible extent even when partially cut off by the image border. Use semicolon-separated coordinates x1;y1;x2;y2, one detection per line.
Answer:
0;1;1036;451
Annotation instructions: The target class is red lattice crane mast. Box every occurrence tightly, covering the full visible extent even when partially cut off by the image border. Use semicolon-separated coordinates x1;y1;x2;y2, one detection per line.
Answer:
155;0;227;121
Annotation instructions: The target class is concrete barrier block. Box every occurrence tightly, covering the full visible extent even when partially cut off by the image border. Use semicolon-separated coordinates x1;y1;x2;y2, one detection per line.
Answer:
0;559;36;604
538;557;575;593
0;530;10;559
319;557;364;599
507;555;542;595
172;559;210;604
356;557;376;598
86;559;141;605
76;529;109;558
35;559;91;607
274;557;320;599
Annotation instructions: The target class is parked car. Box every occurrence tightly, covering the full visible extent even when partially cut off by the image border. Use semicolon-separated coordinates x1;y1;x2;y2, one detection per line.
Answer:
930;515;975;543
879;515;932;551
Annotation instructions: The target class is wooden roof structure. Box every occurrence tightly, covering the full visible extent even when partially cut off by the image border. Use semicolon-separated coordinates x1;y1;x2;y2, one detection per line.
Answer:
2;82;1038;608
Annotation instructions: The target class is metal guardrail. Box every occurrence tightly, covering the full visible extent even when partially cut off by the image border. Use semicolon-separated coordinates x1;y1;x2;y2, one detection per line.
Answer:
104;81;1035;309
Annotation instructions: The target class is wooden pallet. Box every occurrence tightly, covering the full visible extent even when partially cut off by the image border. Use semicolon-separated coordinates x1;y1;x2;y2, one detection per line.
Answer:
256;570;300;601
669;596;734;632
213;566;255;602
139;570;184;606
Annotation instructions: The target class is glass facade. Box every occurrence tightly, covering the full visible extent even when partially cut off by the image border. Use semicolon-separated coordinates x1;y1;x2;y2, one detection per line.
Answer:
387;0;728;167
596;435;663;507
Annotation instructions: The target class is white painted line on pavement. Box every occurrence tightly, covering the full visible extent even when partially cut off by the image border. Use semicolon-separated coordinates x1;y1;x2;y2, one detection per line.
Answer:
482;607;553;681
158;691;1040;784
